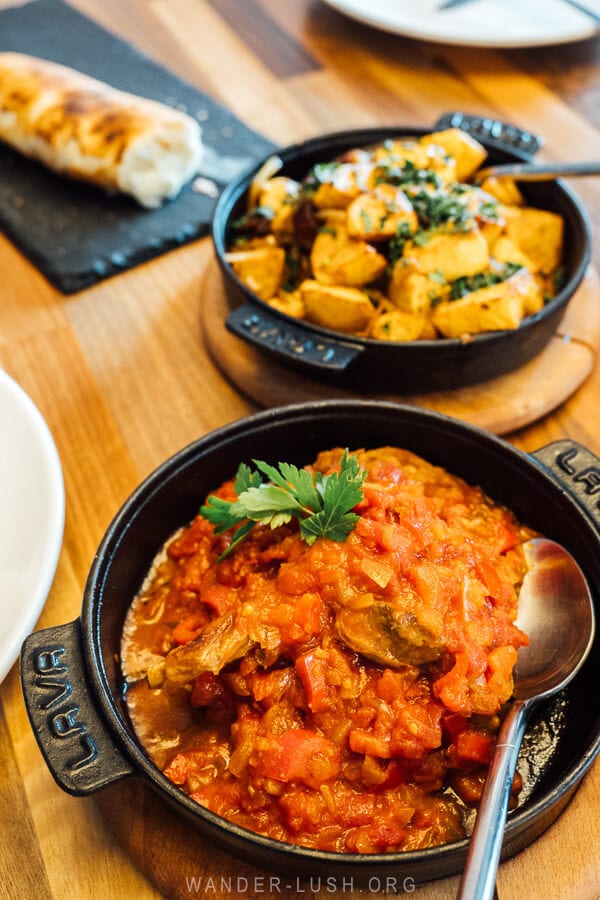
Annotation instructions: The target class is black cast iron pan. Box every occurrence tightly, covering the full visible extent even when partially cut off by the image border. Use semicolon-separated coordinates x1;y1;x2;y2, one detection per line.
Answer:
20;401;600;886
212;112;592;393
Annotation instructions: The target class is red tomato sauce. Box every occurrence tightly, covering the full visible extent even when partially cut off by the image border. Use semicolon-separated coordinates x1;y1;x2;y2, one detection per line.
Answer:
121;447;533;854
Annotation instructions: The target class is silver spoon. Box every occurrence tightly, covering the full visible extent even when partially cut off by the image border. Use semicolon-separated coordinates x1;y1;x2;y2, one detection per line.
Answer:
457;537;595;900
474;160;600;183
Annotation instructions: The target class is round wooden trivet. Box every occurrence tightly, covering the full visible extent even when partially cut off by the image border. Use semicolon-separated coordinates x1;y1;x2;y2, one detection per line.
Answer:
201;260;600;435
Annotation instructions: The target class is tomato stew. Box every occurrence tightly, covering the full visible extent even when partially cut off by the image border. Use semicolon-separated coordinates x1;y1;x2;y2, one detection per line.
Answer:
121;447;534;854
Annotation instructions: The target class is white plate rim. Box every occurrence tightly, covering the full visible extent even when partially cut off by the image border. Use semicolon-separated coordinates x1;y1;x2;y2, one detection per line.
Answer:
321;0;596;48
0;370;65;684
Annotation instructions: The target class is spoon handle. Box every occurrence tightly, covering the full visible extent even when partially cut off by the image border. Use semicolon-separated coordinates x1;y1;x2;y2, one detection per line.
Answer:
457;699;530;900
475;161;600;182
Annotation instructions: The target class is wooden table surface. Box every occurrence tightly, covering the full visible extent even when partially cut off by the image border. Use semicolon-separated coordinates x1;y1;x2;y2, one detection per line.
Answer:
2;1;600;898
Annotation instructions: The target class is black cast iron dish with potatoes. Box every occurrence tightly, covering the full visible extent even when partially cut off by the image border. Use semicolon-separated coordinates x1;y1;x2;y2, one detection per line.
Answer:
212;116;591;392
20;400;600;885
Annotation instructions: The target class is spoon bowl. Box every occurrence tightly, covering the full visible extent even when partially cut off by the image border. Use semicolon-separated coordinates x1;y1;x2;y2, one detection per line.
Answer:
458;538;596;899
515;539;596;699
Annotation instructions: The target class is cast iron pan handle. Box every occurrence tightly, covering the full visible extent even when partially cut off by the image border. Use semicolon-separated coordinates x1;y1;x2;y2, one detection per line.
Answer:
226;302;364;373
21;620;133;796
533;439;600;533
434;112;543;159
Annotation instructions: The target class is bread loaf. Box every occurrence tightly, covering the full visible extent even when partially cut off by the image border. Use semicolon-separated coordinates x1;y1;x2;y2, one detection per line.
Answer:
0;52;204;208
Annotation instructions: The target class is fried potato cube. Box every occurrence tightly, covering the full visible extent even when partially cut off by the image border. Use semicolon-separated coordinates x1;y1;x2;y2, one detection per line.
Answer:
346;184;418;241
370;309;428;341
311;221;387;286
372;140;457;185
419;316;439;340
503;207;564;274
479;176;525;207
432;282;524;337
258;176;300;237
231;246;286;301
506;267;545;315
312;162;377;209
421;128;487;181
491;236;539;273
371;139;423;165
480;221;504;251
388;268;448;315
401;231;490;283
300;279;374;333
267;290;305;319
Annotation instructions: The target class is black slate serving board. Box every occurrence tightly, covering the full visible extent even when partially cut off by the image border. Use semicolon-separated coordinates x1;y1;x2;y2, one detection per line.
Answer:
0;0;275;292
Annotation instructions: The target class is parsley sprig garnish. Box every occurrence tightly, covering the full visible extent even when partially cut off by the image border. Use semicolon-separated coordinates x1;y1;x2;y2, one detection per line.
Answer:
200;451;367;560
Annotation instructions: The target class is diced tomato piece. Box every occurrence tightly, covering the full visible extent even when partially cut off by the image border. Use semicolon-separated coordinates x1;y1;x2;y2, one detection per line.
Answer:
456;731;493;765
340;793;376;827
295;651;329;712
355;516;382;548
378;759;407;789
167;516;212;558
376;669;405;703
200;583;237;616
442;712;470;743
249;668;293;705
485;645;518;703
359;556;394;589
346;821;408;853
255;729;340;789
475;557;503;600
190;779;242;816
293;592;324;635
172;612;209;645
495;520;518;554
390;704;443;758
348;730;391;759
276;559;316;595
411;562;442;608
433;652;471;715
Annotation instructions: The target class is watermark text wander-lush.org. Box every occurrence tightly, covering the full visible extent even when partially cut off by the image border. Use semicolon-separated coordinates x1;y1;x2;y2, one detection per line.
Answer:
185;874;417;894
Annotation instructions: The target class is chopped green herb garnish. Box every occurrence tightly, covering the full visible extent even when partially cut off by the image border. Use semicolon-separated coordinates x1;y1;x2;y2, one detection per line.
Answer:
200;451;367;560
449;262;522;300
428;269;446;285
410;190;473;232
553;266;567;292
360;208;373;232
387;221;414;268
479;200;500;220
412;230;431;246
282;248;302;293
376;159;441;189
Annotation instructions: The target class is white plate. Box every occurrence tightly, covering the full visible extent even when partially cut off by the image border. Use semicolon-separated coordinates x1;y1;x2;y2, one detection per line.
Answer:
0;371;64;684
321;0;598;48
